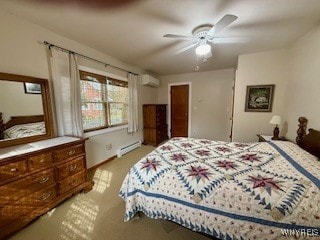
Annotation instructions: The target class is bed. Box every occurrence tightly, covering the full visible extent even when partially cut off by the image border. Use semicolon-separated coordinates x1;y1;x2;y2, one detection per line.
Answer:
0;112;45;140
119;117;320;240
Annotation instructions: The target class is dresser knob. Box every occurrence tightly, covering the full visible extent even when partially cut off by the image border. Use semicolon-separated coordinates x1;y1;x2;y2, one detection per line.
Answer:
70;180;77;186
68;150;76;156
69;165;77;172
39;192;51;201
38;176;50;184
40;158;45;163
10;168;17;172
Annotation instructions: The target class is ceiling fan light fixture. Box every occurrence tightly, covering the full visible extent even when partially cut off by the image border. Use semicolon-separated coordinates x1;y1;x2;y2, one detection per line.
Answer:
195;43;211;56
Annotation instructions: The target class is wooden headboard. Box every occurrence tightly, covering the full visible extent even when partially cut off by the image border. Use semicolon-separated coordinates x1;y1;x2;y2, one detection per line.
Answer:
0;112;44;139
296;117;320;158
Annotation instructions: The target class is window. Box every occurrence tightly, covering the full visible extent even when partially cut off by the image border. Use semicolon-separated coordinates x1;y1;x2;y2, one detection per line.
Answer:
79;70;128;132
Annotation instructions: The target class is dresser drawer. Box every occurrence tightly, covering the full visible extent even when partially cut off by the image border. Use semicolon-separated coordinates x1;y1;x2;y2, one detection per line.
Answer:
57;156;85;180
24;185;57;206
0;168;55;206
0;159;28;182
59;170;86;195
55;144;84;162
0;202;30;229
0;186;57;228
12;185;56;208
28;152;53;171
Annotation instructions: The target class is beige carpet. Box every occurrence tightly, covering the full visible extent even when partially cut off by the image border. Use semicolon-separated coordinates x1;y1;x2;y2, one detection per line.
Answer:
10;146;212;240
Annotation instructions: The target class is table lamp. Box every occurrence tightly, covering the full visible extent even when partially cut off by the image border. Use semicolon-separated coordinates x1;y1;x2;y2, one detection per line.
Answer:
269;115;281;140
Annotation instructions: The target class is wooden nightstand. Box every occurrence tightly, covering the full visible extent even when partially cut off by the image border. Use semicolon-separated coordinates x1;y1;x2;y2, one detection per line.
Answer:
257;134;288;142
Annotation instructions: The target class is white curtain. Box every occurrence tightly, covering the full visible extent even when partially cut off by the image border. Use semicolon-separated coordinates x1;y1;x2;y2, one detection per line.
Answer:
48;48;83;137
127;73;138;133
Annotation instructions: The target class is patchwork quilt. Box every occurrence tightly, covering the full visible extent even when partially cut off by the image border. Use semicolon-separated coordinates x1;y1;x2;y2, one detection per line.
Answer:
4;122;45;139
119;138;320;240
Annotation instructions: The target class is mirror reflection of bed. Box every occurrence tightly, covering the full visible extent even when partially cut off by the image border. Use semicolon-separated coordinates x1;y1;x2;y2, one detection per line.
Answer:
0;72;54;148
0;113;45;140
0;79;45;140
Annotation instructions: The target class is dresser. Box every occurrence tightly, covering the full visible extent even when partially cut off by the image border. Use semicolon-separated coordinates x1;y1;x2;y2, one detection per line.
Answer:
0;137;93;239
143;104;168;146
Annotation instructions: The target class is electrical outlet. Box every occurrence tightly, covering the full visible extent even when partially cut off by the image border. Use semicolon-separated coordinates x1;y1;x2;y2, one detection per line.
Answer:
106;143;112;150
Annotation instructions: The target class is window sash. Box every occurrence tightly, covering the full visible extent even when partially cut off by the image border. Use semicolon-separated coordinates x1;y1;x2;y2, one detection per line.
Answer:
79;71;128;132
107;78;128;88
81;102;108;131
80;70;106;83
108;102;128;126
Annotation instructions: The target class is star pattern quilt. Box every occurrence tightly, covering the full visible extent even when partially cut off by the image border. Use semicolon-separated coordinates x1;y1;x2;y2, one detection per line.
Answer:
119;138;320;240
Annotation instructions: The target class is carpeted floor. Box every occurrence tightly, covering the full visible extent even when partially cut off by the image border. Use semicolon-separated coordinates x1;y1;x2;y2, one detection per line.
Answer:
10;146;212;240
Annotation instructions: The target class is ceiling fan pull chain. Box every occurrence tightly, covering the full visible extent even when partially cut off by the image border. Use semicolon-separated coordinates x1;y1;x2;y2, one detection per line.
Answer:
195;55;200;71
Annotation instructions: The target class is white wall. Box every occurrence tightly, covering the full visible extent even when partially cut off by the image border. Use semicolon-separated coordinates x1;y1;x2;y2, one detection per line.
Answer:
232;50;289;142
285;25;320;141
158;69;234;141
233;24;320;143
0;9;156;168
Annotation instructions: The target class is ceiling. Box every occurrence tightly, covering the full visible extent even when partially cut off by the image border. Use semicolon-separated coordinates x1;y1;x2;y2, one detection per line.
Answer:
1;0;320;76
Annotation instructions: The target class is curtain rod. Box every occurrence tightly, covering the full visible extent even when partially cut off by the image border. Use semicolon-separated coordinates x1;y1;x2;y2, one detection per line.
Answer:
43;41;139;76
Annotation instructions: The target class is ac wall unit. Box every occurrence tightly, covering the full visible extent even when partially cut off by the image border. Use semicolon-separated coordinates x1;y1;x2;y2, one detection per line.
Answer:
142;74;160;87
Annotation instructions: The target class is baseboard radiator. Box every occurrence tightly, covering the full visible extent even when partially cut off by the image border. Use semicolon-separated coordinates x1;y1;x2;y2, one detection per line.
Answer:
117;141;141;157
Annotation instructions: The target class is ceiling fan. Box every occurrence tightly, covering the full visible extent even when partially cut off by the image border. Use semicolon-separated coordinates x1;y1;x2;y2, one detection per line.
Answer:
164;14;245;60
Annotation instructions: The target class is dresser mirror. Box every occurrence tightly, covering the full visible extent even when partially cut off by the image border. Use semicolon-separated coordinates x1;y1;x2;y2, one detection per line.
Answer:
0;72;54;148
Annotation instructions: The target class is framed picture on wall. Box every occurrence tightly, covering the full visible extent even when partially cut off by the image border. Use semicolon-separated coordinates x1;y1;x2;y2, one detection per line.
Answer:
245;84;275;112
24;82;41;94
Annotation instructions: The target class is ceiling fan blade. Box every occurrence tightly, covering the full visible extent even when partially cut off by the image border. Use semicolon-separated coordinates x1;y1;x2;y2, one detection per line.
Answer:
163;34;196;41
207;14;238;37
210;37;250;44
173;42;198;55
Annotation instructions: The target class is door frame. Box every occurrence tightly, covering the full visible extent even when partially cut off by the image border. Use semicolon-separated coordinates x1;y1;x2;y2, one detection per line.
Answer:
229;70;236;142
168;82;192;138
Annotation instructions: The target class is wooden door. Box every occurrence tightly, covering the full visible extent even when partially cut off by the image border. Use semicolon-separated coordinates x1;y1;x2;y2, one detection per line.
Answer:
170;85;189;137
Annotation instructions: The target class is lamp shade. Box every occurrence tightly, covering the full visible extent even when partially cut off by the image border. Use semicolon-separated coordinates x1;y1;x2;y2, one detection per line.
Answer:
195;43;211;56
269;115;282;125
